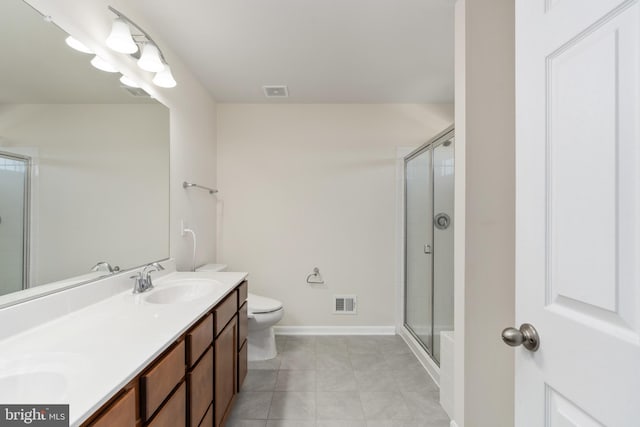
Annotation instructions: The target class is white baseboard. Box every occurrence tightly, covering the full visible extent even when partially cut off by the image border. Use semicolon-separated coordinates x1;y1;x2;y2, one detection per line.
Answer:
274;325;396;336
399;326;440;386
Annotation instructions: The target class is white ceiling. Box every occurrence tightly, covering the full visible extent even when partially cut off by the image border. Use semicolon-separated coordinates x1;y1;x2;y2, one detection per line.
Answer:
134;0;454;103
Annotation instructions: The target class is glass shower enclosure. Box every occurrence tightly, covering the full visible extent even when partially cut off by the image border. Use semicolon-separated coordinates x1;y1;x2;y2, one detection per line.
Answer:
404;127;454;365
0;151;30;296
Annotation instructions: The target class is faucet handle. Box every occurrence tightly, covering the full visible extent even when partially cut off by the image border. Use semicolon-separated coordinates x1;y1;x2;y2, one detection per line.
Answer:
130;272;146;294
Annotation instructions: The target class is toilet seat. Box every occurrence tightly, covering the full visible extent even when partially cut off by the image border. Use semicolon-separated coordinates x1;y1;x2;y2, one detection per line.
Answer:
248;293;283;314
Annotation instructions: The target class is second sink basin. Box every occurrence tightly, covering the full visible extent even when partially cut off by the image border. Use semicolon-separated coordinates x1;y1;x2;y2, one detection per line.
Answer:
0;352;91;403
144;279;225;304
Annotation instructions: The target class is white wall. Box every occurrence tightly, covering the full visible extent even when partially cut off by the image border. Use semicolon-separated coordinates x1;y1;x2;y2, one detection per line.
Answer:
0;103;168;285
455;0;515;425
24;0;219;271
453;1;467;425
217;104;453;327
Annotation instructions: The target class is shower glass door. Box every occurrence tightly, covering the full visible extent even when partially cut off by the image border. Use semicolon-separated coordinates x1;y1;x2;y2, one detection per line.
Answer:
405;148;434;354
432;139;454;362
404;128;454;366
0;152;30;295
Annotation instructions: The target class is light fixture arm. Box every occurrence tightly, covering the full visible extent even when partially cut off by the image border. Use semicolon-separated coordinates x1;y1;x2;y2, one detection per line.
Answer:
107;5;168;64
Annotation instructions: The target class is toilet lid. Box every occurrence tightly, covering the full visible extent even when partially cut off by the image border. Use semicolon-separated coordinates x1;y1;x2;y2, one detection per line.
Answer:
248;293;283;314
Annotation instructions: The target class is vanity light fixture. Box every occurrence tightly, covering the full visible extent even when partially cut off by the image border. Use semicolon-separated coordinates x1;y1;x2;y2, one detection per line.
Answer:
65;36;94;54
106;17;138;54
90;55;118;73
152;65;177;88
137;42;164;72
105;6;177;88
119;75;140;88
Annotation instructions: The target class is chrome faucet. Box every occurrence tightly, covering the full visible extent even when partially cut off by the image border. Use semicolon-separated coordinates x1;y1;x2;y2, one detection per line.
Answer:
131;262;165;294
91;261;120;273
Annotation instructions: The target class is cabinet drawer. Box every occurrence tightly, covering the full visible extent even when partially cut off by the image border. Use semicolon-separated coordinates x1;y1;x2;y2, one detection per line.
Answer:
141;340;186;421
188;347;213;427
89;387;136;427
148;382;186;427
215;290;237;336
238;340;248;392
238;281;248;306
199;403;213;427
186;313;213;367
238;301;248;349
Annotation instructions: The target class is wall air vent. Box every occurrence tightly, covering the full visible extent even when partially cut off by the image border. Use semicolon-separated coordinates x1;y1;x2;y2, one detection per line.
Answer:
121;86;150;97
334;295;357;314
263;85;289;98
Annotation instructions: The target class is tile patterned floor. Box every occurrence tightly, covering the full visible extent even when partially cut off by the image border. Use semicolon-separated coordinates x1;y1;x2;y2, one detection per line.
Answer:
227;335;450;427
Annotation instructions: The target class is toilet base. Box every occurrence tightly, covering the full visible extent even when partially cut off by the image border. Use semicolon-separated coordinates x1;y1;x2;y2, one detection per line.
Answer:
248;327;278;361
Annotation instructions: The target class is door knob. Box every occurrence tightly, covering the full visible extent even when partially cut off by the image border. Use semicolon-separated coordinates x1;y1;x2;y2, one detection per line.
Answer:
501;323;540;352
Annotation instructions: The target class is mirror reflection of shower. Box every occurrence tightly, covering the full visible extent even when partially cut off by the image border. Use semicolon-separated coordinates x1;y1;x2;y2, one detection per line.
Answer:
404;129;454;365
0;151;30;296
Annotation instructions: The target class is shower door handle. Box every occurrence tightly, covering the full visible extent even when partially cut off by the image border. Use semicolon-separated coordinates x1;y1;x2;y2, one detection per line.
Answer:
424;244;432;254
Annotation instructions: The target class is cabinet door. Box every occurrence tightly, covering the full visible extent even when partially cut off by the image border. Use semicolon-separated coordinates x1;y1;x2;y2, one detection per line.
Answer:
88;387;136;427
214;315;237;427
238;302;248;349
238;340;247;392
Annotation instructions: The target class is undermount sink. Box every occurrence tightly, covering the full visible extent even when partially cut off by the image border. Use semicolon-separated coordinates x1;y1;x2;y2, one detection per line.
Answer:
144;279;225;304
0;371;68;402
0;352;89;402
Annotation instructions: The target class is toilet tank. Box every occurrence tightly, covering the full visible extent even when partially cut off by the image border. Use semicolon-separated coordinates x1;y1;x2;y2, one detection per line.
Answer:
196;263;228;272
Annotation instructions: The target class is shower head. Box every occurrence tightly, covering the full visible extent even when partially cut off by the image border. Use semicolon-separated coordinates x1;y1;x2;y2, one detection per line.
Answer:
443;139;452;147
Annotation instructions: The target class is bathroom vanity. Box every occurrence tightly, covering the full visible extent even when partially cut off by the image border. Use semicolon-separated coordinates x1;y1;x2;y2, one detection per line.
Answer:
0;267;248;427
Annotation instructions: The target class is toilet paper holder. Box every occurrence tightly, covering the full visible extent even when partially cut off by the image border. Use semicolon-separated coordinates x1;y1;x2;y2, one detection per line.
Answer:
306;267;325;285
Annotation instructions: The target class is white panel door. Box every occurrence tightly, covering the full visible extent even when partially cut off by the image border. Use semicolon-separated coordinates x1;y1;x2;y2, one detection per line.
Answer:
515;0;639;426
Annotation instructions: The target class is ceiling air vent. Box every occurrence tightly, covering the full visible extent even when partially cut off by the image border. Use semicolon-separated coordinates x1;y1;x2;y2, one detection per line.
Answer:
334;295;357;315
263;85;288;98
121;86;151;97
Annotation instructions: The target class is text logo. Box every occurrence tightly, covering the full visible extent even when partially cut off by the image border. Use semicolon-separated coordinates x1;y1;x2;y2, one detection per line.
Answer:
0;405;68;426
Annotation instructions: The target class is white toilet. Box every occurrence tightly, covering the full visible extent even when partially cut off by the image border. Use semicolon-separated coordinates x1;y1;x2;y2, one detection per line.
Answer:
196;264;284;361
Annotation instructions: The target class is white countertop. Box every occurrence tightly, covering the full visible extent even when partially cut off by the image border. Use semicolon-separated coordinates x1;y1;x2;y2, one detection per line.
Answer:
0;270;247;426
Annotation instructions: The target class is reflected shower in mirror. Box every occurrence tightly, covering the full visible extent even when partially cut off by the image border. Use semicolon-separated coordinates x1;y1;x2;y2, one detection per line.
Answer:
0;0;169;302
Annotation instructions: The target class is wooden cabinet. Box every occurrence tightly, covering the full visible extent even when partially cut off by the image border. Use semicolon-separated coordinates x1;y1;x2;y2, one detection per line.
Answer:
215;315;237;427
238;302;248;350
237;280;249;392
215;291;237;336
147;382;186;427
141;340;186;421
200;404;213;427
88;387;137;427
238;341;248;391
238;281;248;306
186;313;213;367
188;347;213;427
81;281;248;427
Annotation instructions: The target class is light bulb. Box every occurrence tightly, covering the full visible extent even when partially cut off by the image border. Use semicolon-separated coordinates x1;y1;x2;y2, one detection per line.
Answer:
106;18;138;54
152;66;177;88
90;56;118;73
120;75;140;88
137;42;164;72
65;36;93;54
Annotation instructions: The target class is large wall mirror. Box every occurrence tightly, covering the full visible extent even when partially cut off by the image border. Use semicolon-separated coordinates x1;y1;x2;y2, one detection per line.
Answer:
0;0;170;305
